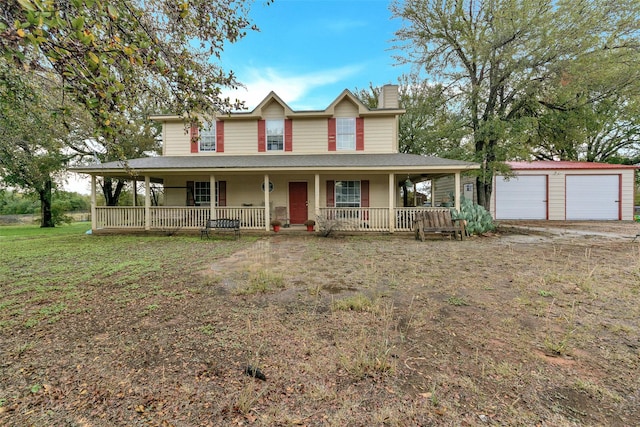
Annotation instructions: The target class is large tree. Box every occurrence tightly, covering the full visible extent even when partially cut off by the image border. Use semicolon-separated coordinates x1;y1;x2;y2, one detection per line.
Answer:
1;0;260;138
392;0;640;209
355;75;468;158
531;92;640;164
0;61;69;227
67;96;162;205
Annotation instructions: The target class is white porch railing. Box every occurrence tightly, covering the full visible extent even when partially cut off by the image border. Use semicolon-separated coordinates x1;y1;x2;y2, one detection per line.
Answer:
94;206;455;232
94;206;266;230
394;207;452;231
318;207;453;232
95;206;145;229
215;207;265;230
318;208;389;231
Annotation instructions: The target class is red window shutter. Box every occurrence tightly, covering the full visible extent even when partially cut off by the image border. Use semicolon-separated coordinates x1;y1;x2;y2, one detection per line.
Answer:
284;119;293;152
328;118;336;151
190;124;199;153
218;181;227;206
216;121;224;153
326;180;335;207
361;180;369;221
186;181;195;206
361;180;369;207
356;117;364;151
257;120;266;152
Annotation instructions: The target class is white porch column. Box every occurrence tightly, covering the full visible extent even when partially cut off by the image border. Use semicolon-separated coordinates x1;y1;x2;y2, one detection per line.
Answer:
454;172;461;212
264;174;270;231
388;173;395;233
144;176;151;231
91;175;97;231
314;174;320;219
209;174;216;220
432;179;436;206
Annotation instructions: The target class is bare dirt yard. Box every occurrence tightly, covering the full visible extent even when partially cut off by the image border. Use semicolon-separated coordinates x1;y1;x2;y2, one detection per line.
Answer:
1;221;639;426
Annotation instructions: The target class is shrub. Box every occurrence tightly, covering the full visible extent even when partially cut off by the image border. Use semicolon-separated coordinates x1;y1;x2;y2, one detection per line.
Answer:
452;197;495;235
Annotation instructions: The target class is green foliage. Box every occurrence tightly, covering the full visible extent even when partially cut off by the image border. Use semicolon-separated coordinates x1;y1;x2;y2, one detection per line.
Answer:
0;190;89;225
0;61;71;226
0;0;259;136
452;197;495;235
0;190;38;215
392;0;640;208
353;75;470;159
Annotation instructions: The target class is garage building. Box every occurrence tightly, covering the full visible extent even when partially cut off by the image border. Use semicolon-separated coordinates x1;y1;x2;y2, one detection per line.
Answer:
492;161;637;221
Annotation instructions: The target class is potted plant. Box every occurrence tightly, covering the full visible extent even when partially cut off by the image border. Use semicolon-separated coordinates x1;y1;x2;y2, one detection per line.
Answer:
270;219;282;232
303;219;316;232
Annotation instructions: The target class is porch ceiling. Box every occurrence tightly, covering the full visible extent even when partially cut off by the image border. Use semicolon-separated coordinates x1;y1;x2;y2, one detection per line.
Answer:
72;153;479;177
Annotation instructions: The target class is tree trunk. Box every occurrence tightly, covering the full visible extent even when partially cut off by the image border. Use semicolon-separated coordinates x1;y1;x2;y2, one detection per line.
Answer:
475;139;497;212
102;177;125;206
39;178;55;228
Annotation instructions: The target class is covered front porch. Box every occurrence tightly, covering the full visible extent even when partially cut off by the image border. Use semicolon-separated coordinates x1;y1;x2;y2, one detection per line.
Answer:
92;204;456;233
89;173;464;233
76;154;480;233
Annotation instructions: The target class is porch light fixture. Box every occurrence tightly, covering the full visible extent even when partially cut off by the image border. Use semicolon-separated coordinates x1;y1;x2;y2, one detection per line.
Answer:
404;175;414;190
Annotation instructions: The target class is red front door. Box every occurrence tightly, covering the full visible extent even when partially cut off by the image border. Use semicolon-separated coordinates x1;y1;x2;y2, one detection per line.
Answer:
289;182;308;224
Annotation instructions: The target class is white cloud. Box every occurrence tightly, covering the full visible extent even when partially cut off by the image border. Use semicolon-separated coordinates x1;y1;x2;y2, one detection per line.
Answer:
221;64;364;110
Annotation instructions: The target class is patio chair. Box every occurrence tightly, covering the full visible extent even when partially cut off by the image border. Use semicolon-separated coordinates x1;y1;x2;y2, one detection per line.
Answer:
274;206;290;227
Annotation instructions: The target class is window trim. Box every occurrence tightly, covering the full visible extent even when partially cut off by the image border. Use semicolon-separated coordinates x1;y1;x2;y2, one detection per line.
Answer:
266;119;284;151
336;117;356;151
199;121;216;152
334;180;361;208
194;181;220;206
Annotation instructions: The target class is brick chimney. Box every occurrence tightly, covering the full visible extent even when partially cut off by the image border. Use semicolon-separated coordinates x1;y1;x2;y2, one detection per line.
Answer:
378;84;399;109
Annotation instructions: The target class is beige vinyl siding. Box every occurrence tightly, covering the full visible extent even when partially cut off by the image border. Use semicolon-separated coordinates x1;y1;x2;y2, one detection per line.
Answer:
221;120;259;154
262;102;285;119
621;170;635;219
363;116;397;153
433;175;477;205
334;100;358;117
163;176;187;205
161;114;399;155
547;172;564;220
163;122;191;156
292;119;327;154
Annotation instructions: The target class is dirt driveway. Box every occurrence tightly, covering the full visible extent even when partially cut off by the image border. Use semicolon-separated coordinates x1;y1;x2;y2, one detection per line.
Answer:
497;220;640;241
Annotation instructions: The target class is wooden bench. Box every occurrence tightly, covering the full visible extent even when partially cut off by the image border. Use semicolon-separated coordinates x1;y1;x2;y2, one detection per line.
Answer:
200;218;240;240
413;210;466;241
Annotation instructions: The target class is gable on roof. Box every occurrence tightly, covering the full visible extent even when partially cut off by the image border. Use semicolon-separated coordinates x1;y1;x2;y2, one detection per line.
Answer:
251;91;295;118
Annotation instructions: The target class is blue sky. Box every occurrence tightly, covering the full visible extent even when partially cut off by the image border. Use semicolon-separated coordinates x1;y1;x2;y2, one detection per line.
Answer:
219;0;410;110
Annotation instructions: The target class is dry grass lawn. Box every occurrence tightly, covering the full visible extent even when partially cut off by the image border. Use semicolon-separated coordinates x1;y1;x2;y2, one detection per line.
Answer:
1;222;639;426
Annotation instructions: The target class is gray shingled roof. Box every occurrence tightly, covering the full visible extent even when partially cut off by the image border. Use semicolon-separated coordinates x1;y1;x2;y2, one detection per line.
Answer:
73;153;478;172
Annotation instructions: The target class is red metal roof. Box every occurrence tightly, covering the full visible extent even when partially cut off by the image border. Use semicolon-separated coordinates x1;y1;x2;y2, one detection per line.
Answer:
506;161;638;170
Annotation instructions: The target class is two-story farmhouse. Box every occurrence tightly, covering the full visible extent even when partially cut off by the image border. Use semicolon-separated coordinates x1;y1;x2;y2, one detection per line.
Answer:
75;85;479;233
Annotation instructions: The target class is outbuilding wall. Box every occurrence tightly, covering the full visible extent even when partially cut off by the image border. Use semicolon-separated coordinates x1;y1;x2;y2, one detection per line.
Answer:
492;167;636;221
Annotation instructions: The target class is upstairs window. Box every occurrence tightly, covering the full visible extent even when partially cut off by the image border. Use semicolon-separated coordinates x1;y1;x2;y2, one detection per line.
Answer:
336;117;355;150
199;121;216;152
266;119;284;151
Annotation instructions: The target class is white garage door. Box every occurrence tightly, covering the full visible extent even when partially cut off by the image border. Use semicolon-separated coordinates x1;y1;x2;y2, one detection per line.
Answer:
566;175;619;220
495;175;547;219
